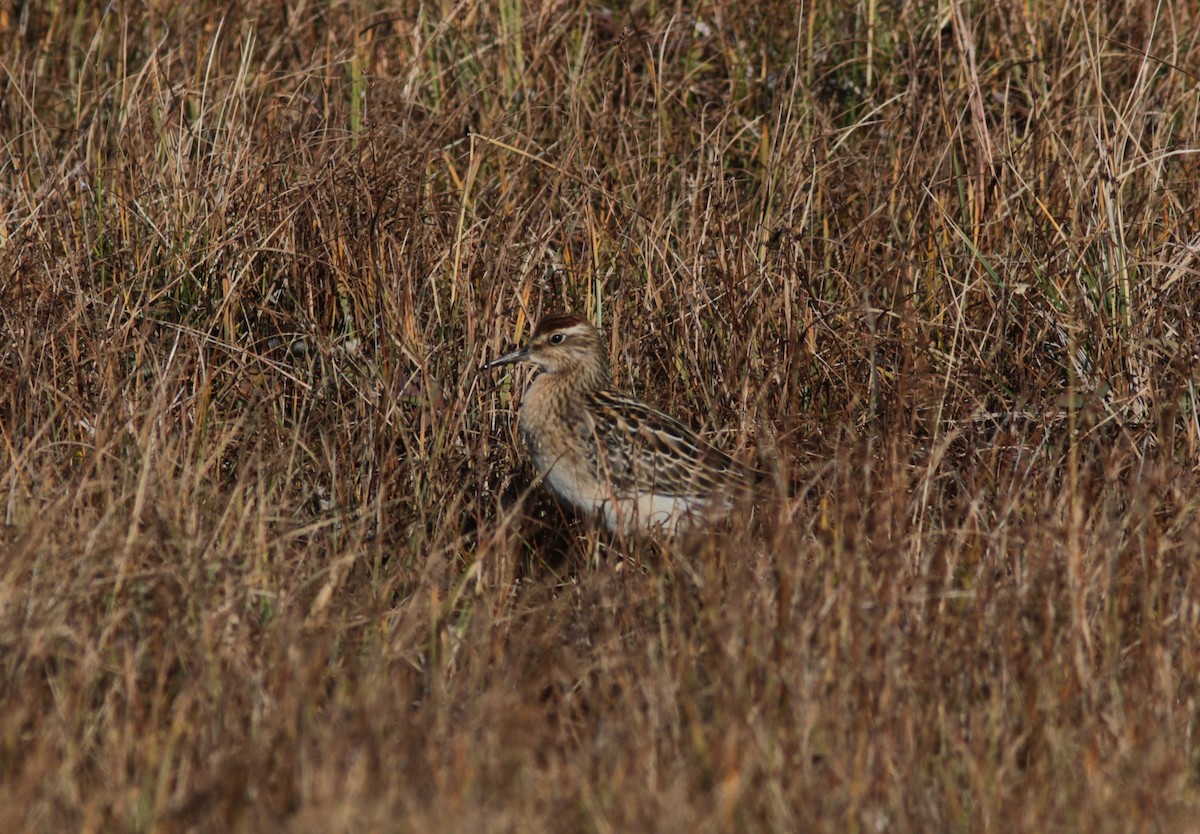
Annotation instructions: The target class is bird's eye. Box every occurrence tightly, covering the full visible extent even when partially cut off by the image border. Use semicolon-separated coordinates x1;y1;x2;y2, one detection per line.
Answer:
549;333;565;345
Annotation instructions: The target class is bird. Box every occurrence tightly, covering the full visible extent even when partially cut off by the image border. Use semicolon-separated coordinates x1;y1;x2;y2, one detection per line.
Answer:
482;312;759;535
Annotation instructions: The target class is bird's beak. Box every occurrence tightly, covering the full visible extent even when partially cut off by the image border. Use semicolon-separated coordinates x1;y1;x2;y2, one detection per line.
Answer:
481;346;528;371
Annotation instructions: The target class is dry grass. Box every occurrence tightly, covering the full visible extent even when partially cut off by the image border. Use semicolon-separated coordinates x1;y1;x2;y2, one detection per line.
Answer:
3;0;1200;831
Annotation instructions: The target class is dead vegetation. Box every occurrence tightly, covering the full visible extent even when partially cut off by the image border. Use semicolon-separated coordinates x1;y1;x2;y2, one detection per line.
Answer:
2;1;1199;831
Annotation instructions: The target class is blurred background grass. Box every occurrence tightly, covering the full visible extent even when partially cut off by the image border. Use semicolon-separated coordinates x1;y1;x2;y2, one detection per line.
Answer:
1;1;1199;831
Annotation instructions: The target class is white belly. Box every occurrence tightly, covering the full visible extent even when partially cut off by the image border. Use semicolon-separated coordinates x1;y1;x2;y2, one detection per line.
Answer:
599;493;709;536
542;464;710;535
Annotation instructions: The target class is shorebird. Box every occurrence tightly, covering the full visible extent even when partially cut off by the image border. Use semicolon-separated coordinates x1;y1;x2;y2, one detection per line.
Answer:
483;313;758;535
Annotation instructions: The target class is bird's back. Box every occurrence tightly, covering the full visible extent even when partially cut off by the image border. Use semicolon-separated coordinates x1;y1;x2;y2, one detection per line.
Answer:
585;389;752;500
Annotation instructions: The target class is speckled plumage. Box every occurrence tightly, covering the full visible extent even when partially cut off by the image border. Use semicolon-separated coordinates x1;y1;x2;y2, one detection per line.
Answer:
484;313;756;535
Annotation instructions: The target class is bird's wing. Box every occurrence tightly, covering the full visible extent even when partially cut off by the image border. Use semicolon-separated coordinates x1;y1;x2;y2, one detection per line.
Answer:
584;390;748;498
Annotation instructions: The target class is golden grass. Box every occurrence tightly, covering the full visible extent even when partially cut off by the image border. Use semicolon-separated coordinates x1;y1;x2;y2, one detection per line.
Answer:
2;1;1199;831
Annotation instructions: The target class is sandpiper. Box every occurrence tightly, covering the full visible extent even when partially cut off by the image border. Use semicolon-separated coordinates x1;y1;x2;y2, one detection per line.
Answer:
483;313;758;535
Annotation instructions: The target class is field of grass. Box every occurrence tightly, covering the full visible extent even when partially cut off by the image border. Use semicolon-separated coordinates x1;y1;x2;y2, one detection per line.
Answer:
3;0;1200;830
